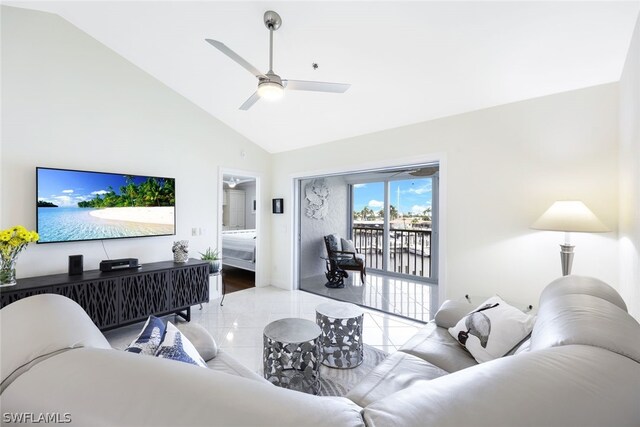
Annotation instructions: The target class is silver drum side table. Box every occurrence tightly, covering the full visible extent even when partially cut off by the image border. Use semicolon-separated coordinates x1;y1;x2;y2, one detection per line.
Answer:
315;302;365;368
263;318;321;394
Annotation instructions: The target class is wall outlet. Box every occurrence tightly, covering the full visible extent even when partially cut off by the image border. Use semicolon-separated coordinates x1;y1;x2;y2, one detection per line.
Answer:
191;227;198;236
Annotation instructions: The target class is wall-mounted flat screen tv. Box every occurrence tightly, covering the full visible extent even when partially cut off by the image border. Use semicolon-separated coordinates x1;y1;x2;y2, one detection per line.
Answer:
37;167;176;244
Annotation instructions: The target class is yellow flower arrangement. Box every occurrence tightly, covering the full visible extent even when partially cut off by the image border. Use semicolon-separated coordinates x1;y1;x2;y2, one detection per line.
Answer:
0;225;39;286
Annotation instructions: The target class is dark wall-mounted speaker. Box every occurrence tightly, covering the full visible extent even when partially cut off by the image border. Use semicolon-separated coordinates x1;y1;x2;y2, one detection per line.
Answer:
68;255;84;276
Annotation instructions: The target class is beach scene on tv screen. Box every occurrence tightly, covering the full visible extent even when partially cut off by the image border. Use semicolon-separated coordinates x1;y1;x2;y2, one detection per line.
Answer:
37;168;175;243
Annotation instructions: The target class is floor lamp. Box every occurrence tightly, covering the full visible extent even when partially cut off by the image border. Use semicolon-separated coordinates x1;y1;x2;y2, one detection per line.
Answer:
531;201;608;276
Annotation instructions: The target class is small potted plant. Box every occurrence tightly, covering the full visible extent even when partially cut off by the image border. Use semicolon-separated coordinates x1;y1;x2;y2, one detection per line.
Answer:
199;247;220;274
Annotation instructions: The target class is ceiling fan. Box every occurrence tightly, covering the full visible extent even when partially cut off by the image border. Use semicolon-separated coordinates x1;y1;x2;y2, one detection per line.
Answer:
224;177;253;188
205;10;351;110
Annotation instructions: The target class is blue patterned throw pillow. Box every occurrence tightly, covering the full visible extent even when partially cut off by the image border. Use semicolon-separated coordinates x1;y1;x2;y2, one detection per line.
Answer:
154;322;207;368
125;316;166;355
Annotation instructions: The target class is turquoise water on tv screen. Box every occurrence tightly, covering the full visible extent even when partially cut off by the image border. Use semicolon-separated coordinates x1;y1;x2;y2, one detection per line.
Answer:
37;207;174;243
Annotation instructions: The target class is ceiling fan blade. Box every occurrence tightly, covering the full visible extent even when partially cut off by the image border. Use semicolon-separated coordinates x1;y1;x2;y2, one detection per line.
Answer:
283;80;350;93
239;91;260;110
380;166;439;178
205;39;265;78
410;167;439;177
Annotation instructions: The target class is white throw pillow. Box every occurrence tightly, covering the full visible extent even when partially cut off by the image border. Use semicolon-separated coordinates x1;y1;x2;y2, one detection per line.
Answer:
448;296;535;363
155;322;207;368
341;238;356;253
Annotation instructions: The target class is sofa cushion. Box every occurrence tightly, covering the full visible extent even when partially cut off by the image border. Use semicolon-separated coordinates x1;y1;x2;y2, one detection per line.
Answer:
363;345;640;427
155;322;207;368
448;296;535;363
176;322;218;361
540;275;627;311
346;351;447;407
206;351;269;383
124;316;165;355
2;347;366;427
399;322;477;372
513;337;531;355
0;294;110;393
434;299;472;328
531;293;640;363
339;254;365;267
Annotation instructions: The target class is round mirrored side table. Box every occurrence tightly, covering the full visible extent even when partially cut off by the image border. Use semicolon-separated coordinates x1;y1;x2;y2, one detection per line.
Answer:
315;302;365;369
263;318;321;394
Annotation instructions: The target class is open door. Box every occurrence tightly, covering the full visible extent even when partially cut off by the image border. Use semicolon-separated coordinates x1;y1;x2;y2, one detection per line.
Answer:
218;170;260;297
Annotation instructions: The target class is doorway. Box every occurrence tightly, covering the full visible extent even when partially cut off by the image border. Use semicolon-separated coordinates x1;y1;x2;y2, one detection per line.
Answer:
219;172;258;294
296;164;439;322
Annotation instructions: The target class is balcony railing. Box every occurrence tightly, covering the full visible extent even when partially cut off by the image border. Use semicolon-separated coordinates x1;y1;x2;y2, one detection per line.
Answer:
352;226;431;278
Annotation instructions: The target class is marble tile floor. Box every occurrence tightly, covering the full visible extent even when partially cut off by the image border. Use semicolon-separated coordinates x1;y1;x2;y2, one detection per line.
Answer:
104;286;425;374
300;271;438;323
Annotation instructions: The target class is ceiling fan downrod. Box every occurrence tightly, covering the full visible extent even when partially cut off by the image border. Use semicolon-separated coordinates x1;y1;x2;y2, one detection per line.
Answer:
263;10;281;74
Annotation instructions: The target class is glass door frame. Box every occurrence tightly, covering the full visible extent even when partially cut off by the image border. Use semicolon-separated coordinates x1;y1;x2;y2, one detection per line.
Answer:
348;170;439;286
292;157;445;316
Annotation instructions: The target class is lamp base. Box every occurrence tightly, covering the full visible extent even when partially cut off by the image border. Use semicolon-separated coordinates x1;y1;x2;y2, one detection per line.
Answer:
560;244;574;276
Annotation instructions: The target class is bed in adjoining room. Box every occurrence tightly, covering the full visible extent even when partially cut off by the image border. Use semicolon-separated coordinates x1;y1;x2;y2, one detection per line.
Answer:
221;229;256;271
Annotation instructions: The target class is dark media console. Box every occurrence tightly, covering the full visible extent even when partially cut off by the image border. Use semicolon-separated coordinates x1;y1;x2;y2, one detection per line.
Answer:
0;259;209;330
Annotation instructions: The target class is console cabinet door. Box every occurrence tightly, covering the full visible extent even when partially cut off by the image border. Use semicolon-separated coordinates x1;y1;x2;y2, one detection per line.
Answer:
119;271;171;324
171;264;209;309
1;288;53;308
55;279;119;329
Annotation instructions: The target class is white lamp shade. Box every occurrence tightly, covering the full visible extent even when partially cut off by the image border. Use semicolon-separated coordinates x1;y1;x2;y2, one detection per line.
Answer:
531;201;609;233
257;81;284;101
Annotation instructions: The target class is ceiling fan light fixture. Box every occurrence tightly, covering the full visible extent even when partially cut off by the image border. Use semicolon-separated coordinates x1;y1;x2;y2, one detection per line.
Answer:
228;177;237;188
257;81;284;101
206;10;350;110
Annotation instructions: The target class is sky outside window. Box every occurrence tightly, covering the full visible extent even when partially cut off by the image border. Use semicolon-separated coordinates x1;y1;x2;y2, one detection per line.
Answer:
353;178;432;216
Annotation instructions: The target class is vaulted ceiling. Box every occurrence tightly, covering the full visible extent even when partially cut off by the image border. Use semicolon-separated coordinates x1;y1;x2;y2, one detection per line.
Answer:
7;1;640;153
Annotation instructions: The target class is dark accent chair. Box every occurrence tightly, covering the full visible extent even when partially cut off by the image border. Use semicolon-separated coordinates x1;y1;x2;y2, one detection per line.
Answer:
324;234;366;284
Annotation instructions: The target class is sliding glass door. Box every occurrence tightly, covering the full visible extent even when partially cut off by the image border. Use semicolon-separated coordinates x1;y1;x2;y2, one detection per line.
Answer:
351;170;438;282
352;181;385;270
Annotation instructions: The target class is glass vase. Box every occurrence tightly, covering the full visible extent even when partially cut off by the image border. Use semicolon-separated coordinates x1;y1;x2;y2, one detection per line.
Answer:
0;257;17;287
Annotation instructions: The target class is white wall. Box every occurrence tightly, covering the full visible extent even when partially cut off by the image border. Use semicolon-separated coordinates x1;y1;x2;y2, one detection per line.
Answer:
299;177;349;279
271;84;620;309
0;6;272;285
619;14;640;319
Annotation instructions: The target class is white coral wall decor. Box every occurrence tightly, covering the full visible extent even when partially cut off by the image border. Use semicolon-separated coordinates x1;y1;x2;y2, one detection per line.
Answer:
305;179;330;220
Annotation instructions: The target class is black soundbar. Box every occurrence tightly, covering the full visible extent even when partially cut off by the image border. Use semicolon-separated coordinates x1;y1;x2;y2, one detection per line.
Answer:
100;258;140;272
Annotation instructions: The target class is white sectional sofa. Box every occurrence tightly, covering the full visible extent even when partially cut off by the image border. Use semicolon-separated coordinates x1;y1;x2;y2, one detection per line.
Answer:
1;275;639;426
